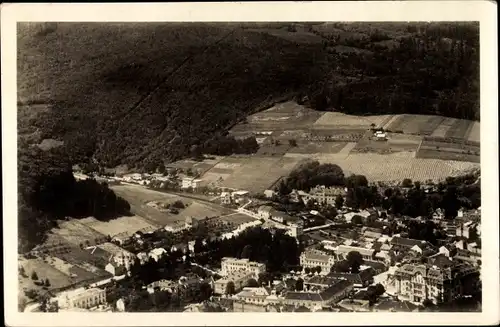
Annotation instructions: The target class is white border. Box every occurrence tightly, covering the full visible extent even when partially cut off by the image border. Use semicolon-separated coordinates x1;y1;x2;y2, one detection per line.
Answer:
2;1;498;326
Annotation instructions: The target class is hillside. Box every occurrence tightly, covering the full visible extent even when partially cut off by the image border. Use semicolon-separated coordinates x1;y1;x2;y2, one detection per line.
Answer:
18;22;479;171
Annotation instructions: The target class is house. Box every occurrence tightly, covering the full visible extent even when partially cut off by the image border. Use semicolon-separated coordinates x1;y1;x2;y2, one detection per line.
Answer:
220;192;232;205
146;279;176;294
343;210;371;223
257;206;274;220
181;177;203;189
289;189;309;203
57;287;107;310
136;252;148;264
373;299;419;312
300;186;347;207
361;261;388;275
362;227;383;241
263;189;277;199
221;257;266;277
300;250;336;274
303;275;340;291
282;279;354;309
86;243;135;270
453;249;481;266
393;262;479;305
105;262;126;276
328;268;376;288
214;271;255;295
334;245;376;262
148;248;167;262
234;287;273;306
390;236;427;249
456;221;478;240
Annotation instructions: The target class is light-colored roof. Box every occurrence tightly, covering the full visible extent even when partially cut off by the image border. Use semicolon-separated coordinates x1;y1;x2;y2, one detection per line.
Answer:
97;242;132;256
336;245;375;257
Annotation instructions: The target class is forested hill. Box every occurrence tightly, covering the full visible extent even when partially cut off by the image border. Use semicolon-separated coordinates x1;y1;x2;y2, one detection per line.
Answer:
18;22;479;172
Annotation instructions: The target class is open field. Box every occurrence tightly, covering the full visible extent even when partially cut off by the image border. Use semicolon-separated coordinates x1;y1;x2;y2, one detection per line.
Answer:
431;117;456;137
110;184;230;226
353;132;422;154
51;220;107;246
385;114;445;135
312;112;392;129
445;119;474;139
79;215;160;237
248;27;324;44
18;258;73;291
287;140;348;155
466;122;480;143
202;155;305;193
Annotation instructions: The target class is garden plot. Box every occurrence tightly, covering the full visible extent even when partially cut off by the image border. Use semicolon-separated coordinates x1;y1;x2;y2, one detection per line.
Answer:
445;119;474;139
466;122;480;143
18;258;73;292
51;220;107;246
385;114;444;135
431;117;456;137
286;141;348;155
78;215;160;237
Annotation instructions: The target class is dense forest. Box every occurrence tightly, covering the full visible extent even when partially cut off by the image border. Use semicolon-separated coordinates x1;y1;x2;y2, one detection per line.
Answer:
18;22;479;172
17;22;479;251
18;144;131;252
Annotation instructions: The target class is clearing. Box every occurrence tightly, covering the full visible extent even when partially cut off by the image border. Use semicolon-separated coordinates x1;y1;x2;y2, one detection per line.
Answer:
78;215;159;239
385;114;445;135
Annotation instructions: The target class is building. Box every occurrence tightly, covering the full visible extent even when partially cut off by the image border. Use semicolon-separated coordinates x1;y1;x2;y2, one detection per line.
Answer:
86;243;135;271
57;287;106;310
390;236;428;249
300;186;347;207
456;221;478;240
220;257;266;277
105;262;126;276
282;279;354;309
362;227;383;241
334;245;376;262
300;250;336;274
257;205;274;220
181;177;203;189
214;271;255;295
303;275;340;291
148;248;167;262
373;299;419;312
220;192;232;205
234;287;274;306
263;189;277;199
328;268;376;288
393;262;479;305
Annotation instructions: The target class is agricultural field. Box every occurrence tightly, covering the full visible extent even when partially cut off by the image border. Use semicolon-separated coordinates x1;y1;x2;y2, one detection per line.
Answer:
314;151;479;183
445;119;475;139
466;122;480;143
385;114;445;135
204;155;305;193
312;112;392;129
286;140;348;155
417;138;480;163
51;220;107;247
431;117;456;137
353;132;422;154
78;215;160;238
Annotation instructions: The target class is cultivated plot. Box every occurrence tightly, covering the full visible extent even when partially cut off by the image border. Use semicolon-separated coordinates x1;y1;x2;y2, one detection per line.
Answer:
466;122;480;143
51;220;107;247
385;114;444;135
18;258;73;291
78;215;160;237
444;119;474;139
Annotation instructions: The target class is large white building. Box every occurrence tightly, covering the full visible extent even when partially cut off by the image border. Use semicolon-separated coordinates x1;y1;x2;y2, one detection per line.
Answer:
300;250;336;274
221;257;266;277
57;287;107;310
181;177;203;189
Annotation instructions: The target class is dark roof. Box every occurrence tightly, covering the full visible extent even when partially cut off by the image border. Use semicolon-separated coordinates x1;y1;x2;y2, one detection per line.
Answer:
375;299;419;312
352;290;368;300
320;280;353;300
304;275;339;287
390;237;426;248
285;291;322;302
328;268;375;285
428;254;454;268
363;261;387;271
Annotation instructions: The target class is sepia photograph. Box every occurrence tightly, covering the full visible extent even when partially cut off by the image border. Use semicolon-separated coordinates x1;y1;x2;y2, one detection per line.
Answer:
2;2;498;326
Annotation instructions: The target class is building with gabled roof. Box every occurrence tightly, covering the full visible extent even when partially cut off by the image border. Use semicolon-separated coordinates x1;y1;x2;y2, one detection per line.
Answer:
282;279;354;309
328;268;376;288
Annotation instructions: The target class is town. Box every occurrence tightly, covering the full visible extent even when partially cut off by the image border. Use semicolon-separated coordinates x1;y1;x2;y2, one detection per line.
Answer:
19;163;481;313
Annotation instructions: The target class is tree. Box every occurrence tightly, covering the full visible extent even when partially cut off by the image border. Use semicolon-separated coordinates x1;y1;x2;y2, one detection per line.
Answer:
225;281;236;295
194;238;204;254
335;194;344;209
31;271;38;280
331;260;350;273
288;139;298;147
346;251;364;273
351;215;363;225
295;278;304;291
172;200;185;209
245;278;259;288
240;244;253;259
19;266;26;277
402;178;413;188
304;267;311;274
45;278;51;287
